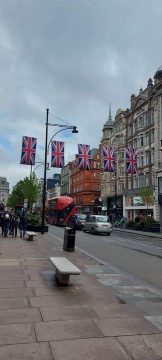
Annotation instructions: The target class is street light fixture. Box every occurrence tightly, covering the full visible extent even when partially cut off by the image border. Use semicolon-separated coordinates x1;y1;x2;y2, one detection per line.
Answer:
41;108;78;234
34;162;50;172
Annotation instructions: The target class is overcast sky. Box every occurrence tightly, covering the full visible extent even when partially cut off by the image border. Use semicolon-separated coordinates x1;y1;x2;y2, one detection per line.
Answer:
0;0;162;190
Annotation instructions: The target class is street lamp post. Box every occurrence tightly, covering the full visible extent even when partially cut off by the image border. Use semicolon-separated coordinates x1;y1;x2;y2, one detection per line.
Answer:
41;109;78;234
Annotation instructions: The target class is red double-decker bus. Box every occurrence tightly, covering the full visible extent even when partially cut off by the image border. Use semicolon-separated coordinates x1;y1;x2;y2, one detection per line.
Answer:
47;196;76;226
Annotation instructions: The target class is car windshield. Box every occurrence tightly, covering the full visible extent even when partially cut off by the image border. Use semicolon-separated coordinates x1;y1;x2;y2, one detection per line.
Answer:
96;216;108;222
77;215;86;220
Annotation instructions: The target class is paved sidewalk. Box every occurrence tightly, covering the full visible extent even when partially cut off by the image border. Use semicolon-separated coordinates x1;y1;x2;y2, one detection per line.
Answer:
0;231;162;359
113;226;162;239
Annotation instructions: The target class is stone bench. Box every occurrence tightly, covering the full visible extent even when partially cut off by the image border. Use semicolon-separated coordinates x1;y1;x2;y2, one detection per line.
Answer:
50;257;81;285
26;231;37;241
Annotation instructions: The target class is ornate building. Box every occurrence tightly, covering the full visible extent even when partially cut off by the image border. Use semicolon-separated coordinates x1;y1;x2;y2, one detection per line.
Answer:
100;105;126;220
70;149;101;214
0;177;9;207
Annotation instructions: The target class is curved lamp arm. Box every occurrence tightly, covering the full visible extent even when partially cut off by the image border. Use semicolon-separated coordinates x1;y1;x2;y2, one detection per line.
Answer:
47;126;75;154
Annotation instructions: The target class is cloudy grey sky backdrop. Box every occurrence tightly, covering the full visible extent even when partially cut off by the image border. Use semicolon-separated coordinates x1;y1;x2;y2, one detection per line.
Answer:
0;0;162;189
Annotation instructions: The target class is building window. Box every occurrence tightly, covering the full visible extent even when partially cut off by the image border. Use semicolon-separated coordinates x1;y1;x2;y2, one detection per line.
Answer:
145;151;149;165
133;138;137;149
151;129;154;143
119;150;124;159
134;176;138;188
134;120;137;133
145;173;149;186
138;152;144;167
139;173;146;187
138;116;144;129
128;124;132;136
144;113;149;126
119;165;124;175
151;110;154;122
145;132;149;146
151;148;155;163
128;176;131;190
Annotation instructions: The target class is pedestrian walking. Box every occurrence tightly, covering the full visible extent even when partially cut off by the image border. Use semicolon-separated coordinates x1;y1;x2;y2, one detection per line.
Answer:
19;211;27;238
1;213;4;235
10;210;19;238
3;211;11;237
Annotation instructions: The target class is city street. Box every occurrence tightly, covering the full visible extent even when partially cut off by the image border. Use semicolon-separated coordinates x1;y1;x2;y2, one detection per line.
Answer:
49;225;162;293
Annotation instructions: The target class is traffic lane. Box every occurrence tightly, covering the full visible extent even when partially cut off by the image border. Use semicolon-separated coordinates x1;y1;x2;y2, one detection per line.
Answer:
49;225;162;290
75;230;162;291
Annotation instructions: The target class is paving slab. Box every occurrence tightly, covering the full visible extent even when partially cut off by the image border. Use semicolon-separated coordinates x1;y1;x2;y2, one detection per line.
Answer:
40;304;97;321
75;293;119;305
145;316;162;331
34;286;77;296
91;303;146;318
50;337;132;360
97;274;136;287
0;297;28;310
0;323;35;345
138;302;162;315
116;293;162;304
0;259;22;266
0;274;29;281
29;294;80;307
118;334;162;359
0;342;53;360
84;264;118;275
35;319;103;341
0;308;41;324
0;280;25;289
0;288;34;298
25;280;55;288
93;316;161;336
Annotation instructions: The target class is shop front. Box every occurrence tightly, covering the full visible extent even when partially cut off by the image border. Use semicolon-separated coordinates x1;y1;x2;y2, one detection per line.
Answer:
107;196;123;223
124;195;155;221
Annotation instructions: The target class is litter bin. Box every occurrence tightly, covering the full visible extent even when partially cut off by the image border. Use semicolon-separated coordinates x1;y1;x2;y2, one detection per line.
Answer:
63;227;76;252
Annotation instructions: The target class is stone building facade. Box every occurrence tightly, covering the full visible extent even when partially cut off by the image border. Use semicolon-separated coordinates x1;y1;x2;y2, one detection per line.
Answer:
0;177;9;207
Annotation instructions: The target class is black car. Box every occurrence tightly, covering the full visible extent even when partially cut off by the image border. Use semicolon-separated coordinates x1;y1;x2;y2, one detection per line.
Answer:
67;214;86;230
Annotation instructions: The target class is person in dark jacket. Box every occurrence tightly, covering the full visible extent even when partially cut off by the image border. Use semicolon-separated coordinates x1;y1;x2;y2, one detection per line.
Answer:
19;212;27;238
3;210;11;237
1;213;4;235
10;210;19;238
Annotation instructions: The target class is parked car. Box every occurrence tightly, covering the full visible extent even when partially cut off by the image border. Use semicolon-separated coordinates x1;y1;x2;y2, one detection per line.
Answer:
83;215;112;235
67;214;86;230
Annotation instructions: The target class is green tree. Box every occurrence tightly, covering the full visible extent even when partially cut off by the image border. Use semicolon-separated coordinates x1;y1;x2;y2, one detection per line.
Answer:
7;173;42;212
138;186;154;215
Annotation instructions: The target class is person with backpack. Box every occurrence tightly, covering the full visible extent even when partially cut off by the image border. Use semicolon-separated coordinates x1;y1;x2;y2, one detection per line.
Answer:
19;211;27;238
10;210;19;238
3;210;11;237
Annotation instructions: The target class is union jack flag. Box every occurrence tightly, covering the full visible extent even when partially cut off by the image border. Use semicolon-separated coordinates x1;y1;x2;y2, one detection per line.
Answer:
51;141;65;168
77;144;91;170
20;136;37;165
126;148;137;174
102;146;115;172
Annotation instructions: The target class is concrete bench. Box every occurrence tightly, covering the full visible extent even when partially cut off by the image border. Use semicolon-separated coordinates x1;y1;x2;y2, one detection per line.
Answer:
50;257;81;284
26;231;37;241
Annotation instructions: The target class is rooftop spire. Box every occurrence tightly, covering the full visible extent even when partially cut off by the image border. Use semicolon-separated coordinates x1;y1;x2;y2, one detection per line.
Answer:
102;102;113;130
108;102;112;122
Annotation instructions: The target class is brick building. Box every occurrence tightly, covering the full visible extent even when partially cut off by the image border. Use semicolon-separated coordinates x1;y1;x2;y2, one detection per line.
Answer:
70;149;101;214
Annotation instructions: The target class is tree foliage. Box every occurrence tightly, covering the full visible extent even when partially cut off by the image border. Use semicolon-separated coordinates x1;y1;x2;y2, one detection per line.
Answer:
7;173;42;211
138;186;154;214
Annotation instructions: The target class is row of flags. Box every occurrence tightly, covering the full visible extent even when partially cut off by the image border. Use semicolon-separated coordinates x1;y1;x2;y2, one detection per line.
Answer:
20;136;137;174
